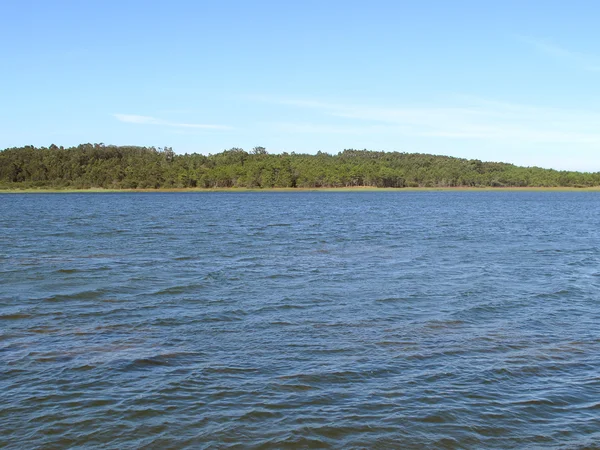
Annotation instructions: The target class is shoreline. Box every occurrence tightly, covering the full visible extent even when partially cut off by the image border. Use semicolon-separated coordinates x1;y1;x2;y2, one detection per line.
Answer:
2;186;600;193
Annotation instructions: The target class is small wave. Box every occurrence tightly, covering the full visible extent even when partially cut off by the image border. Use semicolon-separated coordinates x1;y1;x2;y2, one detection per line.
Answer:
579;401;600;410
278;370;370;384
32;353;74;363
417;413;455;423
375;297;408;303
272;383;316;392
27;326;60;335
71;363;97;371
423;319;465;330
239;409;283;421
265;273;297;279
44;288;107;302
254;304;306;314
203;309;247;322
95;229;130;236
150;284;205;296
533;289;573;299
202;366;259;375
513;397;559;406
375;340;418;348
204;271;239;282
311;322;350;328
237;255;262;262
127;351;200;369
99;298;122;303
173;255;195;261
258;435;330;449
276;304;305;310
130;357;172;367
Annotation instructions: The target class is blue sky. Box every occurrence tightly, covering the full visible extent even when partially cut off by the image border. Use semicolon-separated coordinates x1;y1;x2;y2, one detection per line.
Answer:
2;0;600;170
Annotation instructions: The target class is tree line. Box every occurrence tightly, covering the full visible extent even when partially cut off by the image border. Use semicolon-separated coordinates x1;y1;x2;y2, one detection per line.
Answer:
1;143;599;189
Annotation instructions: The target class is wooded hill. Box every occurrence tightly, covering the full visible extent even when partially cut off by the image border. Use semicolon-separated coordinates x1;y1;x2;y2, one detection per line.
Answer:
1;144;599;189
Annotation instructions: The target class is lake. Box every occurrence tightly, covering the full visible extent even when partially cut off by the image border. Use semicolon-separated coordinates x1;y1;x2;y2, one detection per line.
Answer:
1;191;600;448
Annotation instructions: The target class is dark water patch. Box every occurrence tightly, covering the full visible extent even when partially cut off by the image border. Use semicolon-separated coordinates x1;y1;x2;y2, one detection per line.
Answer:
0;312;32;320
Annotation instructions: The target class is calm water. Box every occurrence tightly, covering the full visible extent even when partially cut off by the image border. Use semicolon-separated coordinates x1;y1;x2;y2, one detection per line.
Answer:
2;191;600;449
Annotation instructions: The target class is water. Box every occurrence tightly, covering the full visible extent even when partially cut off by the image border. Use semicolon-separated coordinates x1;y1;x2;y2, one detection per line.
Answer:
2;191;600;449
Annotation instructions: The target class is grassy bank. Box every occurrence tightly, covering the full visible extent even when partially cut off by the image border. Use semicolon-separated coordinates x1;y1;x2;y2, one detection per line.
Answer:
2;186;600;193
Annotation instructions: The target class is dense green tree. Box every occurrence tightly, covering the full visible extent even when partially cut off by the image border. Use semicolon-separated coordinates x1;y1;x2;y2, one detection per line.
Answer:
1;144;599;190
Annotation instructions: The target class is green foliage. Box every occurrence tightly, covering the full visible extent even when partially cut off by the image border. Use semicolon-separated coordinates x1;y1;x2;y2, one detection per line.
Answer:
1;144;599;189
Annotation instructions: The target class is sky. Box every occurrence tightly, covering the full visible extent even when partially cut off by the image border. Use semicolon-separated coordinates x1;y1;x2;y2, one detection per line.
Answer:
2;0;600;171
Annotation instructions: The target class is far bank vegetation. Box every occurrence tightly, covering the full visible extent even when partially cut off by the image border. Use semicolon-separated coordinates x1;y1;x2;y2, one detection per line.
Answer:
1;144;599;190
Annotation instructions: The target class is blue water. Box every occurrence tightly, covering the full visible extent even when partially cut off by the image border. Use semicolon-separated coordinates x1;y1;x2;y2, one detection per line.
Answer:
2;191;600;449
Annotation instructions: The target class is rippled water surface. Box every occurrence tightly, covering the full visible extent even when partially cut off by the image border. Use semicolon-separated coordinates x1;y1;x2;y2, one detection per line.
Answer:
2;191;600;449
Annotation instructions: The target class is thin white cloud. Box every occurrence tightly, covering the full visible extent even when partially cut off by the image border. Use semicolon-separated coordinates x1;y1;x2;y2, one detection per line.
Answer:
258;96;600;145
114;114;230;130
518;36;600;72
158;109;199;114
269;122;395;134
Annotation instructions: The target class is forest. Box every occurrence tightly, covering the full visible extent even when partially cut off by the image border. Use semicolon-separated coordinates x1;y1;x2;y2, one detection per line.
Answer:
1;143;599;189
